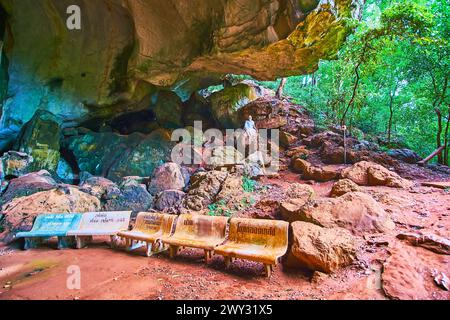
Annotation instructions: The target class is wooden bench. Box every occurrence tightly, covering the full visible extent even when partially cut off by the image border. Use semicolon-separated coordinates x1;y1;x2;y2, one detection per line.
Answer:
16;213;83;250
67;211;131;249
162;214;228;263
214;218;289;277
117;212;176;257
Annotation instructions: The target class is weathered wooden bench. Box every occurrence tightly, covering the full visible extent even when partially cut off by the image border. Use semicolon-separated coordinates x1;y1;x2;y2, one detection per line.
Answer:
117;212;176;256
67;211;131;249
162;214;228;263
214;218;289;277
16;213;83;250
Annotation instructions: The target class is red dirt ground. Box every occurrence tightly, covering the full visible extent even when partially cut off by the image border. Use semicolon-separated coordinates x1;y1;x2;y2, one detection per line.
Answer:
1;177;448;300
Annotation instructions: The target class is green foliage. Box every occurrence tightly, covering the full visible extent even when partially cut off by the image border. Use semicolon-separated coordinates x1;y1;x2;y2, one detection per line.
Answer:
208;200;233;217
242;175;257;192
256;0;450;162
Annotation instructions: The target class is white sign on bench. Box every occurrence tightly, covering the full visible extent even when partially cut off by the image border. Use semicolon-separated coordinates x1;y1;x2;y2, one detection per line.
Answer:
67;211;131;248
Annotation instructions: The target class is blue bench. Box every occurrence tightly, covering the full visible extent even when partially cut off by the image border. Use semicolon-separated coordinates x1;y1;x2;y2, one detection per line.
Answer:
16;213;83;250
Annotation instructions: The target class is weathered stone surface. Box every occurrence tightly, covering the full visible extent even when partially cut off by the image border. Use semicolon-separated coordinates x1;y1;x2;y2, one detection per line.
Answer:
285;183;315;199
397;232;450;255
291;158;339;182
210;84;259;129
387;149;421;164
155;189;185;212
0;0;354;134
14;110;61;172
290;221;358;273
341;161;413;188
65;129;173;182
280;131;298;148
281;192;394;236
330;179;361;197
80;176;121;200
104;179;153;213
1;170;57;205
183;170;228;211
148;162;185;195
238;97;287;129
0;151;33;179
205;146;245;170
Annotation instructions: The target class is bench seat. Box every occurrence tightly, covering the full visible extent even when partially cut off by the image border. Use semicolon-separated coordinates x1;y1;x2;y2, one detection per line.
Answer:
214;218;289;277
66;211;131;249
162;235;224;251
16;213;83;250
214;243;284;265
162;214;228;262
117;212;176;257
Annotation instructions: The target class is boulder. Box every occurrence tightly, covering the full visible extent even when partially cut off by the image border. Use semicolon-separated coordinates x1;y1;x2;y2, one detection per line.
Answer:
210;84;259;129
1;170;57;205
0;151;33;179
285;183;315;200
104;179;153;213
148;162;185;195
1;186;100;241
291;158;340;182
286;146;310;159
281;192;395;236
80;176;121;200
280;131;298;148
56;158;76;184
65;129;173;182
329;192;395;235
387;149;421;164
238;97;287;129
330;179;361;197
14;110;61;172
183;170;228;211
155;190;185;212
341;161;413;188
290;221;358;274
205;146;245;170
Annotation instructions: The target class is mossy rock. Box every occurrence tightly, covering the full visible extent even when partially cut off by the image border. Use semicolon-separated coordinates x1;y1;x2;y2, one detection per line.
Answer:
14;110;61;173
210;84;259;129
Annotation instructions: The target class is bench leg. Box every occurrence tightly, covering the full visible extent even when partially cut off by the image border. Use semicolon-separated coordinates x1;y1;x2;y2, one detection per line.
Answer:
169;245;179;258
110;235;120;249
145;242;153;257
75;236;93;249
23;237;43;250
264;264;272;278
224;256;232;268
58;236;76;250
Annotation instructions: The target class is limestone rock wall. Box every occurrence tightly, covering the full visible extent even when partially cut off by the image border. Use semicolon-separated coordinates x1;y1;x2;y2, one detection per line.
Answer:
0;0;355;135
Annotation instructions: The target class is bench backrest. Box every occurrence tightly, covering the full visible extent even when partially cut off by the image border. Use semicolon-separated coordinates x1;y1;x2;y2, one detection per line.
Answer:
77;211;131;232
133;212;176;236
31;213;83;234
228;218;289;249
173;214;228;240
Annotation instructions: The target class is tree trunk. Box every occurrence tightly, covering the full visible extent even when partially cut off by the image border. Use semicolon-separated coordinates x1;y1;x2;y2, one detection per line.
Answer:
276;78;287;99
435;108;443;164
341;61;362;126
444;105;450;166
387;82;398;146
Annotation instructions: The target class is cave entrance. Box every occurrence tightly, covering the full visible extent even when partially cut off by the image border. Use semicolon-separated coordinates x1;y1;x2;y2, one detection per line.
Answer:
110;109;157;135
